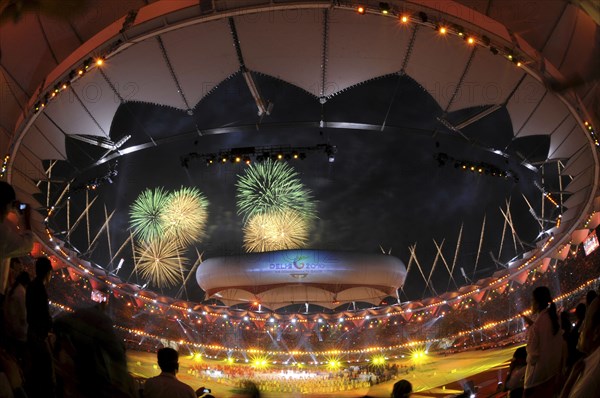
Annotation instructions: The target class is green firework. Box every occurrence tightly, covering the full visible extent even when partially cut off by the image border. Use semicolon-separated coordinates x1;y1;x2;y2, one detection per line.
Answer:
236;159;316;222
129;187;169;243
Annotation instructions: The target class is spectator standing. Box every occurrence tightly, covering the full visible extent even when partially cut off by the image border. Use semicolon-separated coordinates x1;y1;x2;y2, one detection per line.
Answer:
25;256;55;397
143;348;196;398
523;286;562;398
559;297;600;398
3;271;30;359
0;182;33;296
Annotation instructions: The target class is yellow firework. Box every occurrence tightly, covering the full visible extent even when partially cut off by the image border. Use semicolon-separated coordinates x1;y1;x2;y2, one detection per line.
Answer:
243;210;309;253
161;187;209;246
134;238;187;288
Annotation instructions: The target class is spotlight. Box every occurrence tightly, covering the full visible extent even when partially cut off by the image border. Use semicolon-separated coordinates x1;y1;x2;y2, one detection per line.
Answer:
277;153;283;160
78;69;84;75
95;58;104;66
467;37;475;44
379;2;390;14
357;6;365;14
438;26;447;34
221;157;227;163
292;152;299;159
235;156;241;163
400;15;408;23
325;145;337;163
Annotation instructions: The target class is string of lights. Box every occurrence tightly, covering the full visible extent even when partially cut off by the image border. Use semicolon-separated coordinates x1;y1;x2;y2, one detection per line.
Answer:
49;275;599;359
434;152;518;181
180;143;337;168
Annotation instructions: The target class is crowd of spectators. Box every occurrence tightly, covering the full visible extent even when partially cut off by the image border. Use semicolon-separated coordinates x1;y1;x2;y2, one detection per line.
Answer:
1;178;600;396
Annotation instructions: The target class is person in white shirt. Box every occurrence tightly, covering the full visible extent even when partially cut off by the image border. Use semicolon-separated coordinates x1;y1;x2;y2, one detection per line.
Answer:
504;346;527;398
143;348;196;398
559;294;600;398
523;286;562;397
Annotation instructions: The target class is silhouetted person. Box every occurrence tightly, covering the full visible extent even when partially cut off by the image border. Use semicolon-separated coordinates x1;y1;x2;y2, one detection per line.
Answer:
523;286;562;398
3;271;30;359
559;297;600;397
143;348;195;398
25;256;54;397
232;380;260;398
0;181;32;296
53;287;135;398
391;379;412;398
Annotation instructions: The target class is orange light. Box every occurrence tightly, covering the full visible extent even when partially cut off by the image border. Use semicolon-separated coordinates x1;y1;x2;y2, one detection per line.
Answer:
439;27;447;34
357;6;365;14
516;61;522;67
235;157;241;163
401;15;408;23
467;37;475;44
62;84;67;89
78;70;84;75
96;58;104;66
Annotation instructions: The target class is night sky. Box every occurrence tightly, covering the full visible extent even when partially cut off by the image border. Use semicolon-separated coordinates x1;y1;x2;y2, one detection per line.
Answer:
48;71;555;303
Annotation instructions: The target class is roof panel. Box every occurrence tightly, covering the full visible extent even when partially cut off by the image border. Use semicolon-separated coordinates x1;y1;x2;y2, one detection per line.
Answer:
11;151;45;181
0;13;57;95
405;28;473;111
561;206;580;223
22;117;67;160
561;148;593;177
0;73;28;134
563;190;588;210
161;19;239;108
327;10;411;97
564;167;594;194
517;91;569;137
236;10;323;97
548;116;579;159
447;48;524;112
102;38;186;109
505;75;546;134
42;87;105;137
70;69;122;136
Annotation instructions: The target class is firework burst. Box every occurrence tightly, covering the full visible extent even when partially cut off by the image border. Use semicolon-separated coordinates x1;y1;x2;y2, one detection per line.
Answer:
161;187;209;246
243;210;309;253
236;159;316;222
129;188;169;243
134;238;187;288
